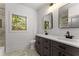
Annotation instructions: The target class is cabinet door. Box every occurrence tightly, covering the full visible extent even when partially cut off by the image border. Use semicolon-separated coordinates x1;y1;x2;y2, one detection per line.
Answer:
43;38;51;46
42;38;51;56
65;45;79;56
35;36;44;55
51;46;60;56
43;47;51;56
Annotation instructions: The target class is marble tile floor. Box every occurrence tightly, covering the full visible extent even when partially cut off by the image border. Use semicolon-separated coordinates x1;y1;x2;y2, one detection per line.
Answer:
4;49;39;56
0;47;4;56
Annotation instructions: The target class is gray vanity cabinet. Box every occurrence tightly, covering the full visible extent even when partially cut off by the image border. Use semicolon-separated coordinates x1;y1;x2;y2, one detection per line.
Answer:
35;36;79;56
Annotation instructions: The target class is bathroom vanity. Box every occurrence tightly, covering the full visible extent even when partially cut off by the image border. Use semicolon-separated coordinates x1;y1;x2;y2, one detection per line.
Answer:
35;34;79;56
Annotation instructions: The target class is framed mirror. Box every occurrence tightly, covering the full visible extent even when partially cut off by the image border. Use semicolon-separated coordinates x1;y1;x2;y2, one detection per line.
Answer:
70;15;79;28
58;3;79;28
58;4;70;28
43;13;53;30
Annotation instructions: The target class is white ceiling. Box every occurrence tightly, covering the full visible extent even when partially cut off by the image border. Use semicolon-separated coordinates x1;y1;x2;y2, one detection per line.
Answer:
21;3;49;10
0;3;49;10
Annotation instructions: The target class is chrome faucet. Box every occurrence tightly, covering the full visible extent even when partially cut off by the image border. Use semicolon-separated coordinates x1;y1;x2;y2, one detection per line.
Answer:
65;31;73;39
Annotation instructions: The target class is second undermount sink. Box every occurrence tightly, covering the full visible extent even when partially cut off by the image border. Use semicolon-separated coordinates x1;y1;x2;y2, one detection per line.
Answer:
58;37;79;42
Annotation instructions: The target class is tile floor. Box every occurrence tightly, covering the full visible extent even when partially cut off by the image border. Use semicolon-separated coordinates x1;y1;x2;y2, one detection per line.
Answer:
0;47;4;56
0;44;39;56
4;49;39;56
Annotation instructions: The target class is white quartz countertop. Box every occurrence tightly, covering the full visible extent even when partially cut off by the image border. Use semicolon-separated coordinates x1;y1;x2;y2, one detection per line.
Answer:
36;34;79;48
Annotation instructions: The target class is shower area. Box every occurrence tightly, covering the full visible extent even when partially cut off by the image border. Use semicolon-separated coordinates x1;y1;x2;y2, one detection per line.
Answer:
0;3;5;55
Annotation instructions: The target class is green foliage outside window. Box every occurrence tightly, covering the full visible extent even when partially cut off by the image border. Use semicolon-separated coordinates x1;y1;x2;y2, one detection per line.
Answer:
12;14;27;30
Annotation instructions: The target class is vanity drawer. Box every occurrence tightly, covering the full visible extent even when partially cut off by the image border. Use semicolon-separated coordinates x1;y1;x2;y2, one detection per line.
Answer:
51;40;60;46
51;40;67;50
43;39;51;46
43;47;51;56
43;46;50;50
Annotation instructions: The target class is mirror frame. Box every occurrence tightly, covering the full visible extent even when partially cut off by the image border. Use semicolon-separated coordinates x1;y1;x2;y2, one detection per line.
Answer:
58;4;69;29
43;12;53;29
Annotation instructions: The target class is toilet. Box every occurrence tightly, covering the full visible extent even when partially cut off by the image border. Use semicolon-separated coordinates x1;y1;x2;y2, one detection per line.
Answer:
24;39;36;55
30;39;36;50
25;39;36;51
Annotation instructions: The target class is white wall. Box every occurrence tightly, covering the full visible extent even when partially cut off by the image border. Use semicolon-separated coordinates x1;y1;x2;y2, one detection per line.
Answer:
5;3;37;52
37;3;79;38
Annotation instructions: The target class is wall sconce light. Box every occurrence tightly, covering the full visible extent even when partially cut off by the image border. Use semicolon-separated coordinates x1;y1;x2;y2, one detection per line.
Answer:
49;3;54;6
